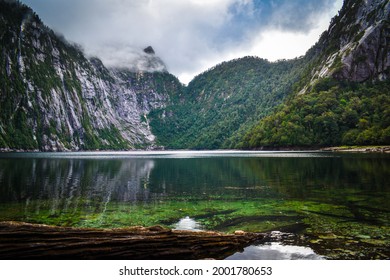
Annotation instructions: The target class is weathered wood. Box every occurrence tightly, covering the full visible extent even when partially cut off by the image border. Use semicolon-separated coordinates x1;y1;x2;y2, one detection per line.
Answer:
0;221;264;260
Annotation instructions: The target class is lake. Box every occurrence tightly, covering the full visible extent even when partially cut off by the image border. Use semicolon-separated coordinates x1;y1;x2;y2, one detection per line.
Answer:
0;151;389;259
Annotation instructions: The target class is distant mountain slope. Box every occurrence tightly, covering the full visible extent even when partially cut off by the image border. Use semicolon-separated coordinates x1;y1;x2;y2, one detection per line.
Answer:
238;0;390;148
0;0;182;151
149;57;307;149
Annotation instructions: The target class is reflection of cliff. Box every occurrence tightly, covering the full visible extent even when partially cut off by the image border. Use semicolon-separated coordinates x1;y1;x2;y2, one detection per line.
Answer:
0;158;160;210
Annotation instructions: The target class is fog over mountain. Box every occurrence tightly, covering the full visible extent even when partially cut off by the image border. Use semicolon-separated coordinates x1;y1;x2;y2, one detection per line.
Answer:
21;0;342;83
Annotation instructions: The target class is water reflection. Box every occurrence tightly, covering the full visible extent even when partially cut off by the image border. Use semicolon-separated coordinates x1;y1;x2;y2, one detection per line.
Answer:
0;157;166;225
0;152;389;218
0;158;159;203
226;242;324;260
1;152;389;204
174;216;203;231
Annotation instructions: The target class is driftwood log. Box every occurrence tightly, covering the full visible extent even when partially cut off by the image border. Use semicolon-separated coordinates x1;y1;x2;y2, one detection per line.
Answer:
0;221;264;260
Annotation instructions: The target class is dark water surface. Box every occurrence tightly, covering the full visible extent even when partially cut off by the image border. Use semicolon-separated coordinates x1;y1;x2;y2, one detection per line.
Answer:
0;151;389;259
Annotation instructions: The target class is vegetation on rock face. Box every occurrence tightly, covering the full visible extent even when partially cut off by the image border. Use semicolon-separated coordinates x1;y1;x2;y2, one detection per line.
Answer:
237;0;390;149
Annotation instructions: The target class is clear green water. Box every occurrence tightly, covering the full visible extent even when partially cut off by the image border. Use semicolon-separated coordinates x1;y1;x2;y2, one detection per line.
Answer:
0;151;389;259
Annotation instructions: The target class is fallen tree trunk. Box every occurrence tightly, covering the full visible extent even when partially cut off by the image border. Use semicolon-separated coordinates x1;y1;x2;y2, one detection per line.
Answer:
0;221;264;260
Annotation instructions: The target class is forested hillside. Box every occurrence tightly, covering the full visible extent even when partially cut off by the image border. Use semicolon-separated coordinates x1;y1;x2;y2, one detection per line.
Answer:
238;79;390;148
149;57;307;149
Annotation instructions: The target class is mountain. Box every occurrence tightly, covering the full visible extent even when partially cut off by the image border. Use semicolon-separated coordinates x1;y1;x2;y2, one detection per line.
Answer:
149;0;389;150
0;0;183;151
238;0;390;148
1;0;389;151
149;57;307;149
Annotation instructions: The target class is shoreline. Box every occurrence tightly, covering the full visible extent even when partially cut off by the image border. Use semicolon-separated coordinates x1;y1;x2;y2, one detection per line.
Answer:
1;146;390;153
320;146;390;153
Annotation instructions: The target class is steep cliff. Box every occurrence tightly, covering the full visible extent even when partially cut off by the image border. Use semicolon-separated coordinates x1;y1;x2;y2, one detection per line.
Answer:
0;0;182;151
301;0;389;92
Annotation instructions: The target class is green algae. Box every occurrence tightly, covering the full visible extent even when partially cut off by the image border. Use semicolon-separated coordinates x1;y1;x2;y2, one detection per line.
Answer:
1;193;389;259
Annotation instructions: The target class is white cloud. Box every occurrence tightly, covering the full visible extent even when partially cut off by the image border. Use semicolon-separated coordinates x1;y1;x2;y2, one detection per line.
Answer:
176;0;343;83
247;0;342;62
22;0;343;84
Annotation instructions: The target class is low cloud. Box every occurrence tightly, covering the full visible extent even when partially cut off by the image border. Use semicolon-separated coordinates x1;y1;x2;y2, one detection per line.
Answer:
22;0;342;84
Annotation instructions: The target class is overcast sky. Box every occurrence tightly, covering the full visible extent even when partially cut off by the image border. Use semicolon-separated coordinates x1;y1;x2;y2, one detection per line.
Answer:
21;0;343;84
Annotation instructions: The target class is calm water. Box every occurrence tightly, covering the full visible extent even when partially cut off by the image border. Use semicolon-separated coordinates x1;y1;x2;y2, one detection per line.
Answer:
0;151;389;259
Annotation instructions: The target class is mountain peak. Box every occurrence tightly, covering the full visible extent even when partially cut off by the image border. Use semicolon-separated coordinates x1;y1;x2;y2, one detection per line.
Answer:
143;46;155;55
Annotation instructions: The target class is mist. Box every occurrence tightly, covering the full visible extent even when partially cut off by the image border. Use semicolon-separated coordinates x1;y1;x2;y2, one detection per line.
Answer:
21;0;343;84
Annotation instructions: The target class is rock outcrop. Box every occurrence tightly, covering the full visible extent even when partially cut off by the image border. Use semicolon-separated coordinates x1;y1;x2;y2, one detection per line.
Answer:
303;0;389;92
332;0;389;82
144;46;155;55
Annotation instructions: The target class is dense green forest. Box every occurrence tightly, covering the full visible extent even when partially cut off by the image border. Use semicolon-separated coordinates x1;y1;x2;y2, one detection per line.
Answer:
149;56;308;149
237;79;390;148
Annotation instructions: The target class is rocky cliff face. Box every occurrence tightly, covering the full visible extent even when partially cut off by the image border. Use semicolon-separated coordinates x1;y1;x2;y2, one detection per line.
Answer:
333;0;389;82
302;0;389;92
0;1;182;151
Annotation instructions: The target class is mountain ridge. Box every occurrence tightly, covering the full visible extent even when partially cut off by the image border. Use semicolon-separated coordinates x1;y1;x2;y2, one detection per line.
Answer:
0;0;389;151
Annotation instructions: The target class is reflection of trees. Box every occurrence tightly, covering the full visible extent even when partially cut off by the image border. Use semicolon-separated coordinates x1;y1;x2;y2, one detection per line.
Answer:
148;155;390;200
148;158;272;198
238;155;390;200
